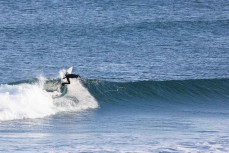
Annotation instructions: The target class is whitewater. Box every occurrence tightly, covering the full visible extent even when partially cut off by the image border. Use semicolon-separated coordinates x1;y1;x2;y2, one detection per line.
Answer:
0;74;98;121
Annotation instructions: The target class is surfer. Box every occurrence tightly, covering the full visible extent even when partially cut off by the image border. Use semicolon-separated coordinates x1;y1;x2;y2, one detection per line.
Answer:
61;72;81;86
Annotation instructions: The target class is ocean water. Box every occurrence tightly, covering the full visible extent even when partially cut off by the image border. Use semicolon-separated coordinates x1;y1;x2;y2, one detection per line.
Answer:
0;0;229;152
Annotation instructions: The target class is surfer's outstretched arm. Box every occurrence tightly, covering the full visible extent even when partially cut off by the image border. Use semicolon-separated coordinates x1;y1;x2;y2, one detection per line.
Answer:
75;74;80;78
70;74;80;79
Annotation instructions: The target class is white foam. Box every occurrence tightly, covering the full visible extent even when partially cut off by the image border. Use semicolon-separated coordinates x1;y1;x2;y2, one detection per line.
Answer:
0;74;98;121
0;83;56;121
54;79;99;111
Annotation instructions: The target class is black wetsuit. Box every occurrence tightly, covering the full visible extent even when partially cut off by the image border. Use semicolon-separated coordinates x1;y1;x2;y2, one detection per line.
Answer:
62;74;80;86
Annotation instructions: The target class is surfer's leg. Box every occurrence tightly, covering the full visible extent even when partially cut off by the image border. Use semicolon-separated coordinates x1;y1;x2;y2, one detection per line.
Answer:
61;78;70;86
67;78;70;84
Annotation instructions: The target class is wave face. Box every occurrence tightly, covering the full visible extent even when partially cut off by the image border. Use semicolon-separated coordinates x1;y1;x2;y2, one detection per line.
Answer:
0;77;98;121
82;78;229;107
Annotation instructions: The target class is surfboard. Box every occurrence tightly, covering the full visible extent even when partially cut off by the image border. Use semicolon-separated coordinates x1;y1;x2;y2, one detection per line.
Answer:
66;66;73;74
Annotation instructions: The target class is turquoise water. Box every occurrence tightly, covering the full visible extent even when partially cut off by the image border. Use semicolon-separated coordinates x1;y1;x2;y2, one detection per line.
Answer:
0;0;229;152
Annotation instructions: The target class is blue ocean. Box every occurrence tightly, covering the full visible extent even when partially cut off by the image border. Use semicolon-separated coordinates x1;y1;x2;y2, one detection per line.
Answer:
0;0;229;152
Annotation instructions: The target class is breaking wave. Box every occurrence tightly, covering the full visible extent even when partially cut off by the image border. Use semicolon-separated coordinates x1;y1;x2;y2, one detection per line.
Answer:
1;76;229;121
